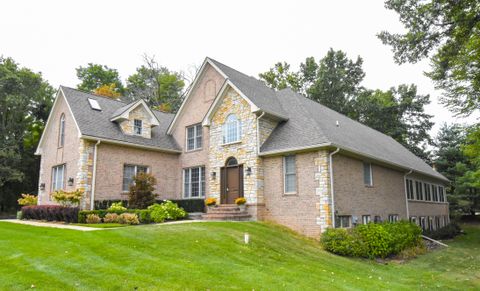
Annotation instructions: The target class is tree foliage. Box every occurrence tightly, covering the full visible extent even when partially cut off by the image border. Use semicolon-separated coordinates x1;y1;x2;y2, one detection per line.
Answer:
76;63;124;95
128;172;157;209
93;83;121;98
126;55;185;112
0;56;54;212
378;0;480;116
259;49;433;161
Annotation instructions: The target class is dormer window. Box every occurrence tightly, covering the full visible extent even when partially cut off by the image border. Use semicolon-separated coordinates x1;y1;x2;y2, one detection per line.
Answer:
134;119;143;135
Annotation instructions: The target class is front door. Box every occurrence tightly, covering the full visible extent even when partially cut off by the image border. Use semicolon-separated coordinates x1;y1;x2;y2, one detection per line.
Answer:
221;158;243;204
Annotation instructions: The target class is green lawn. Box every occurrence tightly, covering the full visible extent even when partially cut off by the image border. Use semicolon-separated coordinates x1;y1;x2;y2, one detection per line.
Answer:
0;221;478;290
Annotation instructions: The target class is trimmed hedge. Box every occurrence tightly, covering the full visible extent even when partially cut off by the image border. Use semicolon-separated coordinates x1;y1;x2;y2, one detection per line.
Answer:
21;205;79;223
321;221;422;259
93;199;205;213
78;209;151;224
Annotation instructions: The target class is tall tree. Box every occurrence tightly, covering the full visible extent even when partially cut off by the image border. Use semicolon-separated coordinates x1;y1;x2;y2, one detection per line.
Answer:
258;62;302;92
0;57;54;212
378;0;480;116
126;55;185;113
76;63;124;96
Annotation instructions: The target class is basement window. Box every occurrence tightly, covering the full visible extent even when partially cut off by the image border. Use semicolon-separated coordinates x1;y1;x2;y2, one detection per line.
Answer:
335;216;351;228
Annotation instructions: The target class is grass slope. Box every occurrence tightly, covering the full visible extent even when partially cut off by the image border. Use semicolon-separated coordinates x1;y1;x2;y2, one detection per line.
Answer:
0;221;478;290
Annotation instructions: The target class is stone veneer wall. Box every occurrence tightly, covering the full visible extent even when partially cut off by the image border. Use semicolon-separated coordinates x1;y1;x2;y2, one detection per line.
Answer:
76;139;95;209
315;150;332;231
119;105;152;139
258;117;278;145
208;88;265;217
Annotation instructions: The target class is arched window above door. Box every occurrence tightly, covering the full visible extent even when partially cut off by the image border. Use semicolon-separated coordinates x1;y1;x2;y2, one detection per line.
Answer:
226;157;238;167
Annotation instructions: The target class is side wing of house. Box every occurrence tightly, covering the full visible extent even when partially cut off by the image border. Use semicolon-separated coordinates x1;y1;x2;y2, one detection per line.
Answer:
36;90;81;205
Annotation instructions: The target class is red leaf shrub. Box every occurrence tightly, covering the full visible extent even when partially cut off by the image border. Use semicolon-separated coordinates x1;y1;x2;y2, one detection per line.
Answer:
21;205;79;223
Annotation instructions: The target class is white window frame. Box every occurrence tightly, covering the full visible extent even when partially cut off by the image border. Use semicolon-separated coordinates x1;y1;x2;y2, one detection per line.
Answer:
283;155;297;194
183;166;206;199
133;119;143;135
52;164;65;191
122;164;149;192
186;124;203;151
363;162;373;186
407;178;447;204
58;113;65;147
336;215;351;228
410;216;417;224
222;114;241;144
362;215;371;224
388;214;399;223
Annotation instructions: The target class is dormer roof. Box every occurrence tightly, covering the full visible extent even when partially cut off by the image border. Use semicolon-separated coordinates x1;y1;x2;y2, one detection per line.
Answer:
110;99;160;127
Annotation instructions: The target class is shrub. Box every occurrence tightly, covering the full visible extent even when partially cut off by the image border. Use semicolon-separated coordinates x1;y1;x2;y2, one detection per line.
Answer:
94;199;205;212
135;209;152;224
108;202;126;211
118;213;139;225
103;213;119;223
235;197;247;205
51;190;83;206
205;197;217;206
21;205;79;223
128;173;157;209
424;222;462;240
86;214;101;224
148;201;187;223
321;221;422;259
17;194;38;206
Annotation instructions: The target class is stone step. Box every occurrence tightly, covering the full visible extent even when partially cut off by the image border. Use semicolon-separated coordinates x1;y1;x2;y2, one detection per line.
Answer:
202;213;251;221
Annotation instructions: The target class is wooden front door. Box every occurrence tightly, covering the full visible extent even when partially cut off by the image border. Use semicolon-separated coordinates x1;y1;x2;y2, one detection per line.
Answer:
221;164;243;204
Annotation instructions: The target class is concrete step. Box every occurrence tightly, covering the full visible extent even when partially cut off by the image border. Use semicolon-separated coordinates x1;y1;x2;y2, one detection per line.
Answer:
202;213;251;221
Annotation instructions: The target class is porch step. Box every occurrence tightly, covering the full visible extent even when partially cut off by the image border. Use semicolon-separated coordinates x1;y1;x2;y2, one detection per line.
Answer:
201;204;251;221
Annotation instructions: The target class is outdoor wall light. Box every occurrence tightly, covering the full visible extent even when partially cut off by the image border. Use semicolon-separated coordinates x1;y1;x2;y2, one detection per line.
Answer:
246;167;252;176
67;177;74;186
210;171;216;180
39;183;45;190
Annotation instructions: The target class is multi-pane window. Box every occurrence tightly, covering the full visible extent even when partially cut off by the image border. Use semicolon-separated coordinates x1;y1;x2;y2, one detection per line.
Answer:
58;114;65;147
419;216;426;231
424;183;432;201
223;114;241;144
415;181;423;200
134;119;143;135
52;164;65;191
406;179;414;200
362;215;371;224
186;124;202;151
388;214;399;223
374;216;382;223
432;185;439;202
336;216;351;228
183;166;206;198
438;186;445;202
410;216;417;224
122;164;148;191
363;162;372;186
284;155;297;193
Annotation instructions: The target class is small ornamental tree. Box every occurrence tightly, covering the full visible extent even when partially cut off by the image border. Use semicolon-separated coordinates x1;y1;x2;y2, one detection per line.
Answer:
128;172;157;209
51;189;83;206
17;194;38;206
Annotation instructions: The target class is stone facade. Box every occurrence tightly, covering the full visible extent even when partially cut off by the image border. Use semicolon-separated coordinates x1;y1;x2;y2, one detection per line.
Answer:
119;105;152;139
208;88;265;216
315;150;332;231
258;117;278;145
76;139;95;209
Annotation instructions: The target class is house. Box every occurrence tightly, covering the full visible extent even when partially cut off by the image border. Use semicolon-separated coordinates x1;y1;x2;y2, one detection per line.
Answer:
35;57;449;237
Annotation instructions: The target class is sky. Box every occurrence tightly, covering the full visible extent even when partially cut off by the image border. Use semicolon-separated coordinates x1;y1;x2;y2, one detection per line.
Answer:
1;0;477;135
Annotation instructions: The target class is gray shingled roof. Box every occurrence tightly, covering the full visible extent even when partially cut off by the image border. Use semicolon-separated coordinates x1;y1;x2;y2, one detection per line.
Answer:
208;58;288;119
261;88;447;181
60;86;180;152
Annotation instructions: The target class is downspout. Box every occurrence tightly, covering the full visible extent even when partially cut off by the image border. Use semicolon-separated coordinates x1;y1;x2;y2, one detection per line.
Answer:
90;140;101;210
404;169;413;219
329;147;340;228
256;111;266;154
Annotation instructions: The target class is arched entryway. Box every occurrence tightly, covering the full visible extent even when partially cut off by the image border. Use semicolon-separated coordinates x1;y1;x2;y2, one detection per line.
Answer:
220;157;244;204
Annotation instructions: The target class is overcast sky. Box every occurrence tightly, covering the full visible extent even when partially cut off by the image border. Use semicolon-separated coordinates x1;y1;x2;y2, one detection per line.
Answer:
2;0;477;135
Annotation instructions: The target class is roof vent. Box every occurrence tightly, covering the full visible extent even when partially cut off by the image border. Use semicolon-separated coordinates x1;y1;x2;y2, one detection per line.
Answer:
88;98;102;111
336;120;339;127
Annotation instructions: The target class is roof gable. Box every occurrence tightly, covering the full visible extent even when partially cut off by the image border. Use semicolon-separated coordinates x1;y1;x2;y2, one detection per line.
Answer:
110;99;160;127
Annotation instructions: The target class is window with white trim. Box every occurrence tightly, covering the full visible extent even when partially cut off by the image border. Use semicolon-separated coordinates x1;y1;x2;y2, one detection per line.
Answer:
122;164;148;192
432;185;439;202
419;216;426;231
134;119;143;135
362;215;371;224
186;124;202;151
406;179;414;200
59;114;65;147
424;183;432;201
335;216;351;228
284;155;297;194
223;114;241;144
363;162;372;186
438;186;445;202
410;216;417;224
388;214;399;223
183;166;206;198
52;164;65;191
415;181;423;200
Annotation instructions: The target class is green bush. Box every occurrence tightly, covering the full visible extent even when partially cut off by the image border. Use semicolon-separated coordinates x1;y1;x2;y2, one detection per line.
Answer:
424;222;461;240
148;201;187;223
107;202;126;212
321;221;422;259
